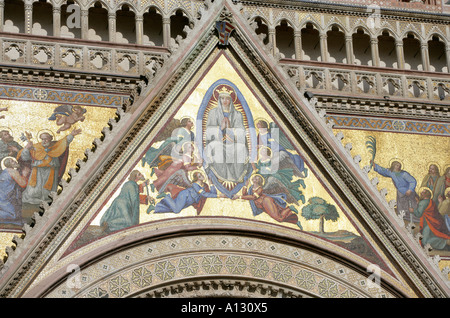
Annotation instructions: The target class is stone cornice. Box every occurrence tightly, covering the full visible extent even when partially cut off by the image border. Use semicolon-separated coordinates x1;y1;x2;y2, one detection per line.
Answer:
239;0;450;22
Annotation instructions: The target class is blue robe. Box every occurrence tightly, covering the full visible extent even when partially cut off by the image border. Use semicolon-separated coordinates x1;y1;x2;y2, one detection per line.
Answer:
374;163;419;222
100;180;142;232
0;169;23;225
155;183;217;214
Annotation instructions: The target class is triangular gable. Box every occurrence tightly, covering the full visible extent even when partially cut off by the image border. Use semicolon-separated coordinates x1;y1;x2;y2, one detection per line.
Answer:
1;0;448;298
65;52;393;276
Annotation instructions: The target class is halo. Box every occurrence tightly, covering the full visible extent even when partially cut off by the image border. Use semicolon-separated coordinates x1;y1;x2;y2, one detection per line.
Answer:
181;141;196;153
418;186;433;200
37;129;55;140
443;164;450;175
445;187;450;197
188;169;206;183
1;156;17;170
0;126;13;136
388;158;404;170
250;173;265;186
179;115;194;125
254;117;270;129
426;162;441;174
258;146;272;158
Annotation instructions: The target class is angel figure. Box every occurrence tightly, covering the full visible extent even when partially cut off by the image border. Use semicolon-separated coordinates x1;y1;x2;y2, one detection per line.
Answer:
48;104;87;134
142;117;195;173
147;141;202;192
151;169;222;215
235;173;303;230
0;107;8;120
256;145;306;204
256;119;307;178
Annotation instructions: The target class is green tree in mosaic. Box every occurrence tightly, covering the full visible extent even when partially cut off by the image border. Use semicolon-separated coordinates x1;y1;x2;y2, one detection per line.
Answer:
301;197;339;233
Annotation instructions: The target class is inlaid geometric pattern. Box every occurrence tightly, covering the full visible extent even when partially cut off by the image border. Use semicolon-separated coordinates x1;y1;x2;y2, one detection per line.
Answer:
45;235;396;298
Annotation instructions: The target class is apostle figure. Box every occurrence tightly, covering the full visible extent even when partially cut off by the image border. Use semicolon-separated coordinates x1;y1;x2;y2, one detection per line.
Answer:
0;157;27;226
372;160;419;223
100;170;150;233
0;129;22;170
435;166;450;203
18;129;81;205
420;164;443;205
438;188;450;217
204;86;250;188
409;187;450;251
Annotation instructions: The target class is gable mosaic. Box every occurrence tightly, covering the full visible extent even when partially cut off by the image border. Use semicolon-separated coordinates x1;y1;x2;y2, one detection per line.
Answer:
332;127;450;273
0;98;117;255
65;53;392;272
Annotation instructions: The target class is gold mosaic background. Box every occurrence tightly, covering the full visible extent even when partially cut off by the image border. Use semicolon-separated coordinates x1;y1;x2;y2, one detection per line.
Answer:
0;99;117;259
91;55;358;235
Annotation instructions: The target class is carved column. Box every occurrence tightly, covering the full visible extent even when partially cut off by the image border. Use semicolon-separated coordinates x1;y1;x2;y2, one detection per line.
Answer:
135;14;143;45
81;9;88;40
53;6;61;37
268;27;276;55
25;3;32;34
0;1;4;32
319;33;328;62
395;39;405;69
345;35;354;65
294;30;303;60
108;12;116;42
370;37;380;67
446;46;450;73
421;42;430;72
163;17;170;47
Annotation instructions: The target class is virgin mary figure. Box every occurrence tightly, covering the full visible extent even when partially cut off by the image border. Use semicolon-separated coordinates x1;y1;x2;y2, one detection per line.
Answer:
198;80;257;197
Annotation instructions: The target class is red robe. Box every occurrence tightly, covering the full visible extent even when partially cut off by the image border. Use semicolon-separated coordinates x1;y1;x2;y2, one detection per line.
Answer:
419;199;450;240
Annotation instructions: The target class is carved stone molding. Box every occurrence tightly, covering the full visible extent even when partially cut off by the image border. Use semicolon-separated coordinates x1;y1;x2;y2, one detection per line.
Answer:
138;279;306;298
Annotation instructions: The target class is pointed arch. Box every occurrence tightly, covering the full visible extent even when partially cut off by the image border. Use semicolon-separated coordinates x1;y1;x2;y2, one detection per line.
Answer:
352;27;373;66
115;2;137;44
143;5;164;46
402;31;423;71
378;29;398;68
427;34;448;73
275;19;296;59
113;1;139;14
142;3;164;16
87;0;108;41
299;18;321;33
327;24;347;64
85;0;110;11
300;22;321;61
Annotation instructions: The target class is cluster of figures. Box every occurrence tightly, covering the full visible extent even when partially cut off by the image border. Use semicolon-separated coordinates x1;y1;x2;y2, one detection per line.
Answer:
0;104;86;227
99;82;309;234
372;160;450;251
